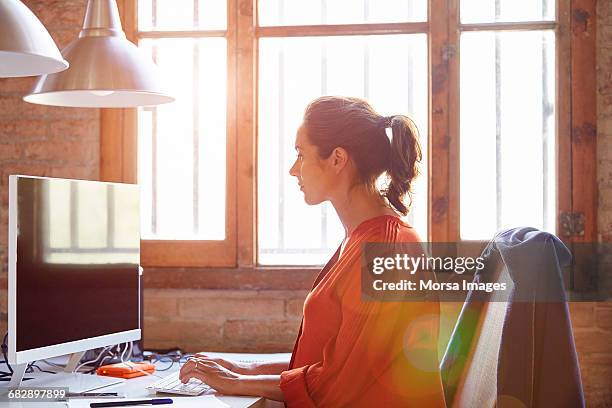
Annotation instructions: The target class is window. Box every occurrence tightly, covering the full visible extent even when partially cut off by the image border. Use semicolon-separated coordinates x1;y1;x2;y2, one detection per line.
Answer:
459;8;556;239
101;0;596;275
256;6;428;265
123;0;236;267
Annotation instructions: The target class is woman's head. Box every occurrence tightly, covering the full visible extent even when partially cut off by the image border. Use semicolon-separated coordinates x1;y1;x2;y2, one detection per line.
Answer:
288;96;422;215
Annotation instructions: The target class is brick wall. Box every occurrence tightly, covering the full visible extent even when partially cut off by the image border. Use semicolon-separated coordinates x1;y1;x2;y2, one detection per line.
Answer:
0;0;99;338
580;2;612;406
143;289;307;353
0;0;610;406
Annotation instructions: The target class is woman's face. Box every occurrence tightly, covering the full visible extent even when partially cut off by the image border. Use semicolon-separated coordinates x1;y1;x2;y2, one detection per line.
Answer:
289;125;335;205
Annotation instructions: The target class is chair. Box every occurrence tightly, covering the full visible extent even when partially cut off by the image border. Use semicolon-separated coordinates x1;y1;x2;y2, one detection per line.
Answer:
440;227;585;408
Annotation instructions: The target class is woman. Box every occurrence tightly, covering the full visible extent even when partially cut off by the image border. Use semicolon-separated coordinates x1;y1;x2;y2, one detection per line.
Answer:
179;96;446;407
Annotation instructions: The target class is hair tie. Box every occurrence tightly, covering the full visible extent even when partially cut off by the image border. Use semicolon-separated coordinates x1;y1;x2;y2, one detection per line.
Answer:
379;116;393;129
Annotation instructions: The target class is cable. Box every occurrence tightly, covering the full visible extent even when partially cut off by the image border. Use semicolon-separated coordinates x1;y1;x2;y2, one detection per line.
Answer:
2;332;12;374
127;342;133;361
120;342;130;364
27;363;55;374
0;332;55;378
74;345;113;373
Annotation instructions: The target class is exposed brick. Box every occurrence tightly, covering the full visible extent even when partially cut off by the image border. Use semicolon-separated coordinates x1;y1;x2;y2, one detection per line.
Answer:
285;298;306;318
30;1;85;30
0;77;37;94
1;163;51;182
143;317;223;344
258;290;309;299
49;164;98;180
179;297;285;320
49;119;98;140
0;120;48;140
596;307;612;329
0;144;24;161
598;159;612;189
599;19;612;408
24;139;97;162
579;364;612;408
223;320;299;352
599;209;612;234
0;289;6;314
598;0;612;23
182;289;259;300
50;29;81;50
569;302;596;328
143;295;178;318
598;95;612;119
142;339;180;351
0;96;50;118
582;353;612;366
574;329;612;354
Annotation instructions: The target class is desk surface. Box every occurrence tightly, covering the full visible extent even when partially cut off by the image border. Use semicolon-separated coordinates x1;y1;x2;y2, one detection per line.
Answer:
1;352;291;408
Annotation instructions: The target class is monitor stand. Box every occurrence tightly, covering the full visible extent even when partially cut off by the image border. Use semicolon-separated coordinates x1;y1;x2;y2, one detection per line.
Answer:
8;351;124;392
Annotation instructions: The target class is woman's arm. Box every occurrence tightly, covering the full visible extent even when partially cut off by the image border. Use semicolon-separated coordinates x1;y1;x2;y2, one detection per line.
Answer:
246;360;289;375
179;358;285;402
238;374;284;401
194;353;289;375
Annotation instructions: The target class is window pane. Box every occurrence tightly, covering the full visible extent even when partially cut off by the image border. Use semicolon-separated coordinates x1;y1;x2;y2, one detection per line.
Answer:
138;38;227;240
258;34;428;265
77;183;108;248
460;31;555;240
461;0;554;23
258;0;426;26
138;0;227;31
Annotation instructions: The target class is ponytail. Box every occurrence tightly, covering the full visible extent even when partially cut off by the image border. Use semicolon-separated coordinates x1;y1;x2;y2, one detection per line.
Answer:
383;115;422;216
302;96;422;216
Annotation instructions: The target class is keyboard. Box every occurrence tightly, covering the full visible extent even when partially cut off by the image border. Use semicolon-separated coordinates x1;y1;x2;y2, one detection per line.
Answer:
146;371;212;396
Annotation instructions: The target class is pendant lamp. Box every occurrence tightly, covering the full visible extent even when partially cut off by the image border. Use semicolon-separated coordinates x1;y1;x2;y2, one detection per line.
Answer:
24;0;174;107
0;0;68;77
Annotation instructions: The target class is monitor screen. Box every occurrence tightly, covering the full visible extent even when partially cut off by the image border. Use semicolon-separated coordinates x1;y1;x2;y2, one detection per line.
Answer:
13;176;140;352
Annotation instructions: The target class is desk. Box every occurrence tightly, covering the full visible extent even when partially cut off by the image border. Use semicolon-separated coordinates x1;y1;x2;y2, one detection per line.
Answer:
1;352;291;408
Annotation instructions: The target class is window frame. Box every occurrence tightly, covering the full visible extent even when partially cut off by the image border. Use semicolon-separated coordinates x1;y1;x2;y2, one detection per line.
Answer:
102;0;596;290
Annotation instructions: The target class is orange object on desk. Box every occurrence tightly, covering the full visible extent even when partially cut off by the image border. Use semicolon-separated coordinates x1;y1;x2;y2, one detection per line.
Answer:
96;361;156;379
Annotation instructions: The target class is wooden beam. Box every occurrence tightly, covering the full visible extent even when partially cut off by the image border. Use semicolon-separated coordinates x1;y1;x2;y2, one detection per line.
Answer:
570;0;597;244
137;30;227;38
236;0;257;267
256;22;428;37
100;0;138;184
100;108;137;183
142;240;236;267
557;0;572;237
429;0;453;242
447;0;460;242
569;0;597;291
460;21;557;32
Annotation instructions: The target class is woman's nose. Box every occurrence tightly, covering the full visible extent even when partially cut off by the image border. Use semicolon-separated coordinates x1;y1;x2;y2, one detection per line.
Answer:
289;159;298;177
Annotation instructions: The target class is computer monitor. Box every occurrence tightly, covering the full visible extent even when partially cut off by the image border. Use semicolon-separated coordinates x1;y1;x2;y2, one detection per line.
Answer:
7;175;141;391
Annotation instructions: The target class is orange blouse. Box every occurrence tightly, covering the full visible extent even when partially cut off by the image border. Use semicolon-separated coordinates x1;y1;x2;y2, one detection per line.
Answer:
280;215;446;407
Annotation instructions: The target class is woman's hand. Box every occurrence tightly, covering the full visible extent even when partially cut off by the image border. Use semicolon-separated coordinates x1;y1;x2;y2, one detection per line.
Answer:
179;357;245;395
179;356;285;401
193;353;254;375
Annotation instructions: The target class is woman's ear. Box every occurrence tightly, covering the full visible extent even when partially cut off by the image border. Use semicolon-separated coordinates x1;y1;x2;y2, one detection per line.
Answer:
330;147;349;174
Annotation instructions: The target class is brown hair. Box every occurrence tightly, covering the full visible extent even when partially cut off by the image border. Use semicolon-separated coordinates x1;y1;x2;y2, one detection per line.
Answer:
302;96;422;216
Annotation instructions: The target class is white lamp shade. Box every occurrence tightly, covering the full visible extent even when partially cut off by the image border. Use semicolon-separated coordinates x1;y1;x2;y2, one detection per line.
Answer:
0;0;68;77
24;36;174;107
24;0;174;108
